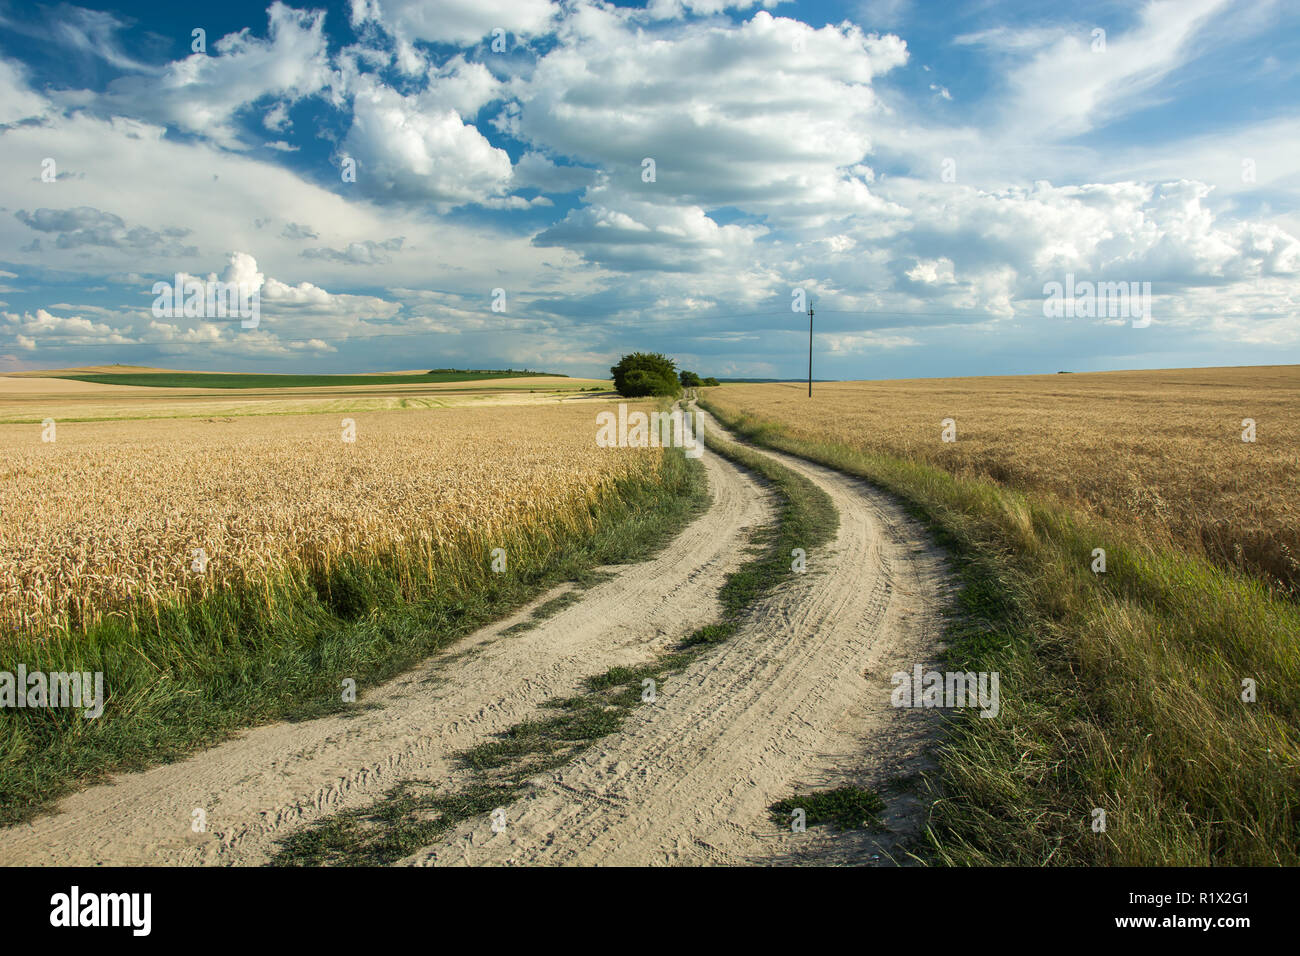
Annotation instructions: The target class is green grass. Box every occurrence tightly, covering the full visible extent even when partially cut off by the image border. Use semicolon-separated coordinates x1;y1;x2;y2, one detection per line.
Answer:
499;589;589;637
272;657;694;866
271;427;840;866
0;452;705;828
48;370;560;389
679;431;838;647
701;396;1300;866
770;787;886;832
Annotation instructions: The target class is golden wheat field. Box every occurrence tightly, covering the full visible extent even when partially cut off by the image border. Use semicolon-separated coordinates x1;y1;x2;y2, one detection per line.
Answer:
0;402;658;635
707;365;1300;591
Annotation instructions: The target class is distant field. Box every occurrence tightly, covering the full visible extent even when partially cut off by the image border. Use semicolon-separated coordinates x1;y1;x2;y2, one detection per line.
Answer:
0;371;607;423
48;370;558;389
708;365;1300;593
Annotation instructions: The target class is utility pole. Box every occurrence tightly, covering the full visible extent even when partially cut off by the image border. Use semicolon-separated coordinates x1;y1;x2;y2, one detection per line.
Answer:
807;297;814;398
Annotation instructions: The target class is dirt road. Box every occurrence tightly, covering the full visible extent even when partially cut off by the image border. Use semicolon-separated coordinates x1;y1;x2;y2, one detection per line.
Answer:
405;408;953;865
0;410;950;866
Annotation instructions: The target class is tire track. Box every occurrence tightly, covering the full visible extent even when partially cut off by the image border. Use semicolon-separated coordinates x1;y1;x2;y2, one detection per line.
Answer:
403;407;954;866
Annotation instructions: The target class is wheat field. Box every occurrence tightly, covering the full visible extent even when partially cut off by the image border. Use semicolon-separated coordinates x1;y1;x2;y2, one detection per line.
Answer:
0;402;657;636
703;366;1300;865
707;366;1300;592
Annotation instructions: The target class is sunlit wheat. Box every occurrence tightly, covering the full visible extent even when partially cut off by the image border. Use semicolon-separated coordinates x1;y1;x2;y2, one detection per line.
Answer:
0;402;656;635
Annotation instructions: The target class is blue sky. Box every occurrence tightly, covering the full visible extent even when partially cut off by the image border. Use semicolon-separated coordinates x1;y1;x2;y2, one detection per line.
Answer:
1;0;1297;379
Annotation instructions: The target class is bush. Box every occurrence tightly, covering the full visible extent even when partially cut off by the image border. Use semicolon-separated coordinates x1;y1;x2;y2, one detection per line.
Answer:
611;353;680;398
679;370;703;388
702;377;720;387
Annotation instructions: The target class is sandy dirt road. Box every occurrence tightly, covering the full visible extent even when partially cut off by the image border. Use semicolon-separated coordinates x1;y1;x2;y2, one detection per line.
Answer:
0;410;951;866
404;407;953;865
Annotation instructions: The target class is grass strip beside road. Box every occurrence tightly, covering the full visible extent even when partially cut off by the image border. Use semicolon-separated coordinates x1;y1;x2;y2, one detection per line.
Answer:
701;395;1300;866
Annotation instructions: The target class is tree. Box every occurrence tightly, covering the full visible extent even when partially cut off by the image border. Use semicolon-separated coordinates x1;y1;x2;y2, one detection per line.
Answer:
679;370;703;388
610;352;680;398
702;377;720;387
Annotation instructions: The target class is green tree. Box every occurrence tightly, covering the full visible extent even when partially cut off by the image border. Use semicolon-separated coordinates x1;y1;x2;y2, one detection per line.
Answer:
610;352;680;398
679;370;703;388
702;377;720;387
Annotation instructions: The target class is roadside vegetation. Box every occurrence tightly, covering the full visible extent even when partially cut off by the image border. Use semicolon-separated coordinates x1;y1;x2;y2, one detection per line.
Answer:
769;787;886;832
702;388;1300;866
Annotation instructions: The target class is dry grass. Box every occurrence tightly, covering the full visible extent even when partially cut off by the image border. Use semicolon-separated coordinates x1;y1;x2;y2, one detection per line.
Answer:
707;365;1300;593
0;402;656;636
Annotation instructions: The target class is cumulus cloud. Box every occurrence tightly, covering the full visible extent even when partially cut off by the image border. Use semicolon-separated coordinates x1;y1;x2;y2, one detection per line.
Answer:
0;250;408;360
535;184;767;272
349;0;559;46
512;151;597;194
64;2;333;149
2;307;130;348
506;10;907;222
339;59;513;206
906;258;956;285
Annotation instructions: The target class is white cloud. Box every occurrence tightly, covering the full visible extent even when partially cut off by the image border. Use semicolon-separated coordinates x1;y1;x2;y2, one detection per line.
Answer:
821;330;918;351
64;2;333;149
0;57;49;125
513;151;597;193
341;62;512;206
646;0;787;19
536;183;768;272
906;257;956;285
350;0;559;46
508;9;907;224
955;0;1231;140
0;90;561;296
2;307;131;347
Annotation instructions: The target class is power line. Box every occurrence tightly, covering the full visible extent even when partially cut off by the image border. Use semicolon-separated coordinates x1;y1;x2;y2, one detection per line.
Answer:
807;296;814;398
